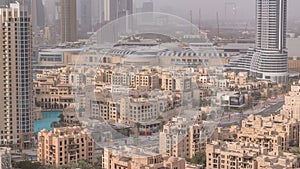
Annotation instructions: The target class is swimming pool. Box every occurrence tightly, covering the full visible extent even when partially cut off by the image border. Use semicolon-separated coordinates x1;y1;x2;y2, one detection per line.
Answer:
34;111;62;132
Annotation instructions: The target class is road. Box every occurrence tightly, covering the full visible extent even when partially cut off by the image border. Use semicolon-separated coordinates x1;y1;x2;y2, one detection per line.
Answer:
257;101;284;116
220;97;284;126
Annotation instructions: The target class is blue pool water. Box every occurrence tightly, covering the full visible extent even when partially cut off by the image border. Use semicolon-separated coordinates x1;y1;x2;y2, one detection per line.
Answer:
34;111;62;132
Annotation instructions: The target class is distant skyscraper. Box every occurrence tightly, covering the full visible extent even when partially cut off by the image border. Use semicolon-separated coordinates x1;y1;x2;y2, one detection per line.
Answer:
104;0;133;22
0;1;33;148
0;0;10;8
43;0;58;26
91;0;104;30
31;0;45;32
142;1;153;13
60;0;77;42
79;0;92;36
250;0;288;83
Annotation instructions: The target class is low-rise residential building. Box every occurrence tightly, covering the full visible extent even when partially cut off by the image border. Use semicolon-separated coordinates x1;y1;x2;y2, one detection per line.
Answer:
63;104;80;126
238;114;300;151
120;91;178;124
159;116;204;159
120;97;159;123
34;74;75;110
281;83;300;120
161;72;192;91
206;141;298;169
210;126;238;141
37;126;94;167
103;146;186;169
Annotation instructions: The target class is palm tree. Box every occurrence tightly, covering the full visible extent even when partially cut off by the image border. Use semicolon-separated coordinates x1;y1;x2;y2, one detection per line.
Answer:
58;114;66;127
50;121;60;128
58;114;64;123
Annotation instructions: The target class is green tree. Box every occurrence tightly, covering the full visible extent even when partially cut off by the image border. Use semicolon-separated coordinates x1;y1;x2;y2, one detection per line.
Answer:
157;115;163;120
190;152;206;165
290;147;300;161
93;156;103;169
58;114;65;123
62;160;94;169
21;153;29;160
50;121;60;128
13;161;48;169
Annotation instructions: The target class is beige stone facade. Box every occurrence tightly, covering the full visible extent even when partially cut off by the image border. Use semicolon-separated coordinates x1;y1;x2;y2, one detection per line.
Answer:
159;116;205;159
238;114;300;151
206;141;298;169
281;83;300;120
37;126;94;167
62;104;79;126
34;77;74;110
103;146;186;169
0;2;34;148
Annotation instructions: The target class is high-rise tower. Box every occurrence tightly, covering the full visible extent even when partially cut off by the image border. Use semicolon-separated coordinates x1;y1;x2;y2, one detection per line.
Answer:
60;0;77;42
0;0;10;8
104;0;133;22
78;0;92;37
31;0;45;32
250;0;288;83
0;1;33;148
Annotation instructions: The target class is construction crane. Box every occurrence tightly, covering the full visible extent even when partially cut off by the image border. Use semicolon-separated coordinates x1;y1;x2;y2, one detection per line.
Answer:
190;10;193;34
198;8;201;31
216;12;220;40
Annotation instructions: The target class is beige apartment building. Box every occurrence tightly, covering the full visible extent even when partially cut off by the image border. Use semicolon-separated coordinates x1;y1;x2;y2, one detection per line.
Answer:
120;97;160;123
88;94;119;123
0;2;34;148
87;88;180;125
37;126;94;167
281;83;300;120
103;146;186;169
238;114;300;151
159;116;204;159
120;91;180;124
110;69;160;90
206;82;300;169
134;73;161;90
206;141;298;169
62;104;79;126
34;77;75;110
225;72;248;85
161;72;192;91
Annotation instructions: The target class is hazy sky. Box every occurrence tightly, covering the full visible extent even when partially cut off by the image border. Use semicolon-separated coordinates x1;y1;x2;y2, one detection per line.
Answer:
145;0;300;21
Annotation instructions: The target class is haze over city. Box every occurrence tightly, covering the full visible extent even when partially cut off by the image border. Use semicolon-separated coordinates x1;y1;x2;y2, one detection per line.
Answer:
1;0;300;169
149;0;300;21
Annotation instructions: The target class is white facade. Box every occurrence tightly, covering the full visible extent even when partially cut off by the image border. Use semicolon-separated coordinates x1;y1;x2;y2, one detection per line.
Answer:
226;0;289;83
256;0;287;51
250;0;288;83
